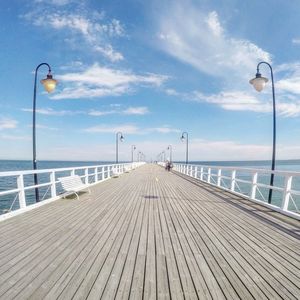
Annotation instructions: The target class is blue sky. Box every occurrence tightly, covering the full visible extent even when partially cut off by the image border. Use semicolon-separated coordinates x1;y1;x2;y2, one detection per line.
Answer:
1;0;300;162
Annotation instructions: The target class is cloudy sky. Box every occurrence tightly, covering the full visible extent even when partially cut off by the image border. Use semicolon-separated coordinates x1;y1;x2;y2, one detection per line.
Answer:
1;0;300;162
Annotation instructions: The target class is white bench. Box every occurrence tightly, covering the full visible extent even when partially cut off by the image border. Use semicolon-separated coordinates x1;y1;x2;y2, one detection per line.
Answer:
111;167;122;178
124;166;131;173
58;175;91;200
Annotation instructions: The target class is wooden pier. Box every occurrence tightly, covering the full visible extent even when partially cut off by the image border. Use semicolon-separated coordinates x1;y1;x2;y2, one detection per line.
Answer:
0;164;299;299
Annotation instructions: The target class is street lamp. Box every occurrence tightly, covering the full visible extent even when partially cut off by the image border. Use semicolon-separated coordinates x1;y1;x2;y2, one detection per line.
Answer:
250;61;276;204
138;151;142;162
131;145;136;162
181;132;189;165
167;145;172;162
116;132;124;163
32;63;57;202
162;151;166;162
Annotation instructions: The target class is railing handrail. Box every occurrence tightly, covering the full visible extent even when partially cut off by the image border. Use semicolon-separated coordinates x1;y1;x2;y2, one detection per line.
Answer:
0;162;145;221
0;162;134;177
168;162;300;221
171;163;300;176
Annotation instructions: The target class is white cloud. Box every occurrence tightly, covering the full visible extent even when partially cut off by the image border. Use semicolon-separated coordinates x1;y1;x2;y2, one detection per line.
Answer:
292;38;300;45
22;108;82;116
196;90;300;117
148;126;181;134
165;88;180;96
84;124;180;135
22;9;124;62
28;124;59;131
0;134;30;141
189;139;271;161
22;105;151;117
52;63;168;100
275;62;300;92
158;4;270;79
84;124;140;134
34;0;72;5
0;118;18;130
277;77;300;94
165;88;300;117
123;107;149;115
206;11;223;37
88;110;116;117
193;90;270;112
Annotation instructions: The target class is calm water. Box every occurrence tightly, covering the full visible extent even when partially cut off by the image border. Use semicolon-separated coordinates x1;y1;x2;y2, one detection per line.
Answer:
1;159;300;214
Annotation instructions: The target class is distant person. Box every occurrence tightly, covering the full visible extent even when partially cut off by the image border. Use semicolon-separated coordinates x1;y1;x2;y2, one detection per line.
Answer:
166;161;173;171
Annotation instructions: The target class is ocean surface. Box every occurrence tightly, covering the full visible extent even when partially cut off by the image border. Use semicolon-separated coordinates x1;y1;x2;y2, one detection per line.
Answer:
1;159;300;214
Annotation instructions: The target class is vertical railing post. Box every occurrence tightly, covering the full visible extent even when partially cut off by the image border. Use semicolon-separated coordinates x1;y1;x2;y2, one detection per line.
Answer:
195;166;198;178
71;169;75;176
251;172;258;199
200;167;203;181
17;174;26;209
95;167;98;182
85;168;89;184
50;171;56;198
282;175;293;211
217;169;222;186
231;170;236;192
207;168;211;183
102;166;105;180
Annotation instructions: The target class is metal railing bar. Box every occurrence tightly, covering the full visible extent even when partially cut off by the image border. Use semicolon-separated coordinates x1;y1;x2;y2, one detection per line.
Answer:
41;185;51;201
8;194;19;212
289;195;299;211
256;187;267;202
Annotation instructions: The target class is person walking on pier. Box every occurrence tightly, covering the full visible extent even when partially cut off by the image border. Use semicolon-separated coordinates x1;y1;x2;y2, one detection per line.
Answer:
165;161;173;171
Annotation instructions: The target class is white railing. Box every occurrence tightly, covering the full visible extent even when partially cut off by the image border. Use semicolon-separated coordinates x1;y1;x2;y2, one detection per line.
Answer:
171;163;300;220
0;162;145;221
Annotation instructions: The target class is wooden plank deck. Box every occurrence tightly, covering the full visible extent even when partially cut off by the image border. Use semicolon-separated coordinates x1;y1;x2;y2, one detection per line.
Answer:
0;164;299;299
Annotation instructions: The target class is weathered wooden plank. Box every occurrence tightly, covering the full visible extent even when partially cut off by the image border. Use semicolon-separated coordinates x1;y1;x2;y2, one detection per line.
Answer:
0;164;299;300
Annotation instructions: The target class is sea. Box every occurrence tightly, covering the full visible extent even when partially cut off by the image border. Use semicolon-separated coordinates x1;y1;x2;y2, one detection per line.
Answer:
1;159;300;214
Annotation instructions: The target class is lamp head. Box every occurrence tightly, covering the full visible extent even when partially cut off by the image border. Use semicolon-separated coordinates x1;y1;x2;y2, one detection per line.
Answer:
249;72;268;92
181;134;185;141
120;134;124;142
41;72;57;93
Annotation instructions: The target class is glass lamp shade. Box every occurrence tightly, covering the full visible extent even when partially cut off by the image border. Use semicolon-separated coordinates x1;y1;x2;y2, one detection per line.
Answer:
41;74;57;93
249;75;268;92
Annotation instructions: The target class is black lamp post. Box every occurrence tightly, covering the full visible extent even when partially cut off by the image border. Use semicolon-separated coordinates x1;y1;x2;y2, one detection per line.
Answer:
116;132;124;163
32;63;57;202
138;151;142;162
181;132;189;165
162;151;166;162
131;145;136;162
250;61;276;204
167;145;172;162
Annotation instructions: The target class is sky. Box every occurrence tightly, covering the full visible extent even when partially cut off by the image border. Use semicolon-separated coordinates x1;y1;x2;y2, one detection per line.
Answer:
1;0;300;162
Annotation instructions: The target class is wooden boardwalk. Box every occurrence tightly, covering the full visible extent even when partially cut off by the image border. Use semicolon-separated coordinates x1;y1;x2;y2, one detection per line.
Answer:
0;164;299;299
